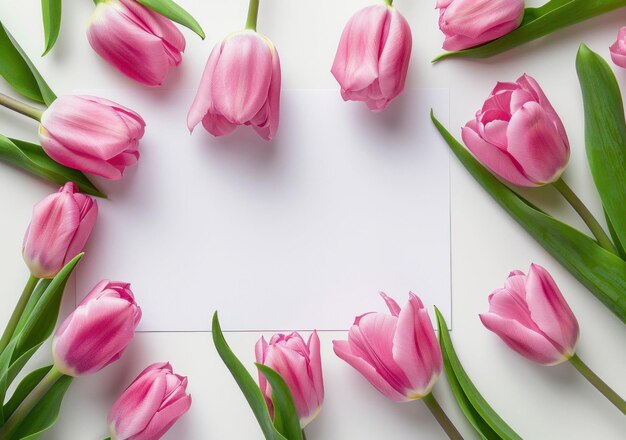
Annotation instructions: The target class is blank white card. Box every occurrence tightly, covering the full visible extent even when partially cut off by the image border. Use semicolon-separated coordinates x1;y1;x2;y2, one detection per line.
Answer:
76;89;451;331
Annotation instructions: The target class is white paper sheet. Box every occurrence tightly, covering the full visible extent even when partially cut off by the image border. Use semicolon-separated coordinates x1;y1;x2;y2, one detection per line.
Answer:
75;89;451;331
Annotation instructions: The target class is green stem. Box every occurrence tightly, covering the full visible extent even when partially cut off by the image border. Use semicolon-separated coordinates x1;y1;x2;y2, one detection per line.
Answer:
384;0;393;5
552;178;617;254
422;393;464;440
0;93;43;121
0;274;38;353
569;354;626;415
302;430;307;440
0;367;64;439
245;0;260;31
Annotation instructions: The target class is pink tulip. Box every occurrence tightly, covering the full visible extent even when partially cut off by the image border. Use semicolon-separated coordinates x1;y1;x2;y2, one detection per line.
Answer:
39;95;145;180
480;264;579;366
22;182;98;279
87;0;185;86
255;331;324;428
334;293;442;402
437;0;525;51
331;4;412;112
462;74;570;187
52;280;141;376
610;27;626;68
108;362;192;440
187;31;281;140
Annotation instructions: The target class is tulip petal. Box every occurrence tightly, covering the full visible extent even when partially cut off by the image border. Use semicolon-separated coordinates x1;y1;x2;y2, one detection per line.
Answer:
187;43;222;132
307;332;324;408
377;9;412;103
251;43;281;140
132;394;192;440
380;292;401;317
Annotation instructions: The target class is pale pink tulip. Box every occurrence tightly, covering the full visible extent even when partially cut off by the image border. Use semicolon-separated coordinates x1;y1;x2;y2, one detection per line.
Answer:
334;293;442;402
87;0;185;86
108;362;192;440
610;27;626;68
331;4;412;111
480;264;579;366
39;95;145;180
256;331;324;428
187;31;281;140
437;0;525;51
52;280;141;376
462;74;570;187
22;182;98;279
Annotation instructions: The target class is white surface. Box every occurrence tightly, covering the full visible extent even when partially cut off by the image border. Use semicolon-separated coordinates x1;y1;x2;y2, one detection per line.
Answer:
75;89;451;332
0;0;625;439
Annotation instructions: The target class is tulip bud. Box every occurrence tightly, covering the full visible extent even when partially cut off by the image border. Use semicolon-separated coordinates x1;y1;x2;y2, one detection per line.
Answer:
610;27;626;68
480;264;579;366
52;280;141;376
255;331;324;428
39;95;145;180
87;0;186;86
22;182;98;279
331;4;412;112
437;0;525;51
187;31;281;140
108;362;192;440
462;74;570;187
334;293;442;402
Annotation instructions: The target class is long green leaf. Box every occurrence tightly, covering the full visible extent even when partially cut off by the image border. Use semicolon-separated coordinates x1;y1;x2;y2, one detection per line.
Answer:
41;0;62;56
136;0;205;39
431;112;626;323
435;308;522;440
434;0;626;62
0;22;56;105
4;366;73;440
211;313;287;440
256;364;303;440
7;254;83;390
13;279;52;338
0;340;17;422
0;135;105;197
576;44;626;253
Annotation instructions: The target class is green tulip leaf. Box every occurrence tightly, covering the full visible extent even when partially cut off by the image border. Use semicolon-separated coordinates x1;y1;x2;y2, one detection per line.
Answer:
0;22;56;105
0;135;105;198
41;0;62;56
431;112;626;324
0;340;17;422
256;364;303;440
211;312;288;440
434;0;626;62
2;365;73;439
606;213;626;260
435;308;522;440
136;0;205;39
576;44;626;254
12;279;52;338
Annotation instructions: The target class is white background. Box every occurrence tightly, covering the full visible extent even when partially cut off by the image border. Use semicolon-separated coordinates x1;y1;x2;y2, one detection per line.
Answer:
0;0;625;439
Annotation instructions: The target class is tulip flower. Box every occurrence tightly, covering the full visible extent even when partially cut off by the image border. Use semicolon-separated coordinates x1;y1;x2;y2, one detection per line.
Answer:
610;27;626;68
334;292;442;401
331;3;412;111
255;331;324;428
23;182;98;279
437;0;525;51
480;264;626;415
52;280;141;376
87;0;186;86
108;362;192;440
39;95;145;180
462;74;569;187
480;264;579;365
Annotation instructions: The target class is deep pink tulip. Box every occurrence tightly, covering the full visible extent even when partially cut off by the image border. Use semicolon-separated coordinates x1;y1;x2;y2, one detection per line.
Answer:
334;293;442;402
462;74;570;187
437;0;524;51
108;362;192;440
52;280;141;376
255;331;324;428
331;5;412;112
87;0;185;86
22;182;98;279
187;31;281;140
39;95;145;180
480;264;579;366
610;27;626;68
